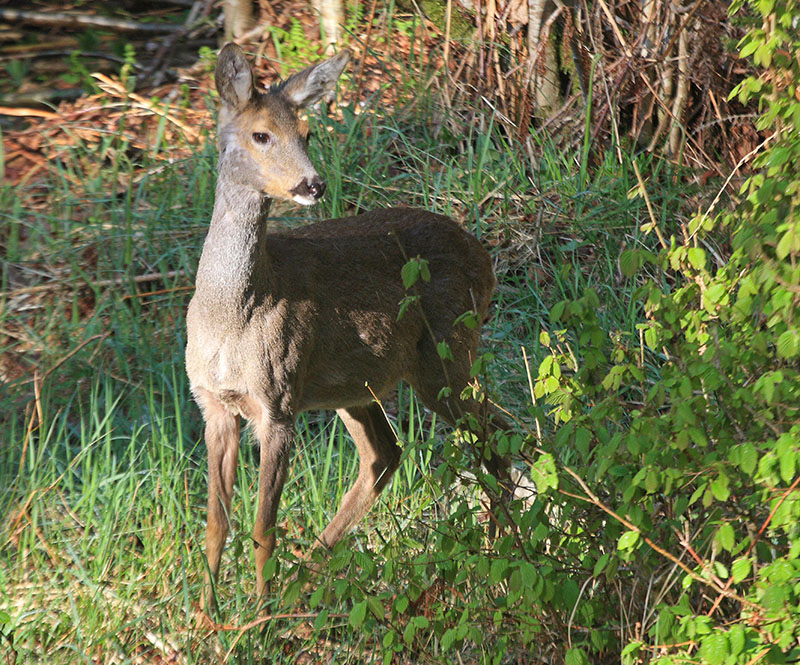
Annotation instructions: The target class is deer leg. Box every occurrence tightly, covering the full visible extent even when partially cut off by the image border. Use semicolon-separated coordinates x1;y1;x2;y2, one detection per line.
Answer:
252;416;294;597
414;340;513;524
316;404;401;549
423;388;513;533
201;400;241;612
429;391;511;481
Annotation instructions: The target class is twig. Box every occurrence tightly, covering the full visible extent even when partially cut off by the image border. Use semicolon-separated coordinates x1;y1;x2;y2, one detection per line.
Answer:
697;133;775;226
706;473;800;618
18;372;41;477
143;0;217;85
521;345;542;440
5;441;100;548
560;465;761;610
662;0;707;64
632;160;667;250
0;107;60;119
0;50;141;68
212;612;348;661
40;333;111;385
442;0;452;100
668;27;689;158
91;73;201;140
121;284;195;301
0;269;187;299
0;8;184;33
594;0;633;59
354;0;380;95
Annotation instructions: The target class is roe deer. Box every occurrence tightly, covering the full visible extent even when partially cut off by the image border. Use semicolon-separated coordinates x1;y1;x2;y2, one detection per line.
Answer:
186;43;509;611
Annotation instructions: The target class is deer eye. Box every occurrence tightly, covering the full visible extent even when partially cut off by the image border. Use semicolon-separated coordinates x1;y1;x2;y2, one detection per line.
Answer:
252;132;272;145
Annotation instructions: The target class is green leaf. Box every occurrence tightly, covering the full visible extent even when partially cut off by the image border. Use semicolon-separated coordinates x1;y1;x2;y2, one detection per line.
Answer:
710;474;730;502
403;620;417;644
687;247;706;270
490;558;509;584
739;38;762;59
261;555;277;581
739;443;758;475
716;523;735;552
437;340;454;361
309;584;325;609
401;260;420;288
644;324;660;350
621;641;642;665
779;447;796;484
419;259;430;282
776;228;795;259
593;553;610;576
441;627;458;651
396;294;419;321
394;595;409;614
731;557;751;583
575;427;591;458
761;584;784;611
619;249;642;278
729;624;745;656
349;600;367;629
531;453;558;493
367;595;384;620
454;310;478;329
644;468;659;493
776;329;799;359
314;608;329;631
703;283;727;311
550;300;566;322
412;616;430;629
617;530;640;551
700;632;729;665
565;648;590;665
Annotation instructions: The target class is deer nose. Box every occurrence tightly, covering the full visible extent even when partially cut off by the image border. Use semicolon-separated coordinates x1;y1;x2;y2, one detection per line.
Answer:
308;179;326;200
292;177;326;201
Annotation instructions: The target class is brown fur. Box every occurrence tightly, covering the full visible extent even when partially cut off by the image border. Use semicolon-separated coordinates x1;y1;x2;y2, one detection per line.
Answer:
187;44;509;611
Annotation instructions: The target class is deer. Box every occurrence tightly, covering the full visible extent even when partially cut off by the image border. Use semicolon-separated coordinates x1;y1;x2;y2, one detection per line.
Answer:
186;43;510;612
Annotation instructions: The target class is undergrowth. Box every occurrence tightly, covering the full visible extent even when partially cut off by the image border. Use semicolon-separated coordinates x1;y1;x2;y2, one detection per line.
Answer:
1;0;798;662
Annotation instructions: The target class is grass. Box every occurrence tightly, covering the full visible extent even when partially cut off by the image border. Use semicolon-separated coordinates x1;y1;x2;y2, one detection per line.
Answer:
0;44;695;663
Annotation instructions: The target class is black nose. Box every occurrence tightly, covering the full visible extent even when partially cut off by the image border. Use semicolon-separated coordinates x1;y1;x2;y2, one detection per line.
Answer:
308;179;325;200
291;178;326;200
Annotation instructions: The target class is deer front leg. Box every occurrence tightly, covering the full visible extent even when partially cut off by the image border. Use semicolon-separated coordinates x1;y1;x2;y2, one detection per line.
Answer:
252;416;294;597
201;399;241;613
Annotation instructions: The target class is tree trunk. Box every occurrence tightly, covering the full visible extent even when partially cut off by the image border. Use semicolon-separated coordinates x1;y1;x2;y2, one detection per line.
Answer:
224;0;254;41
312;0;344;53
527;0;561;113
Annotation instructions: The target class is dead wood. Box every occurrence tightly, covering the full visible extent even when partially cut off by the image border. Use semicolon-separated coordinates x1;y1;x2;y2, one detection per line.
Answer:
0;8;184;33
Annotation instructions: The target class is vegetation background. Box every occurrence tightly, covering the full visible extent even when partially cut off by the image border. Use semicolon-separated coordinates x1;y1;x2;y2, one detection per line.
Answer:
0;0;798;663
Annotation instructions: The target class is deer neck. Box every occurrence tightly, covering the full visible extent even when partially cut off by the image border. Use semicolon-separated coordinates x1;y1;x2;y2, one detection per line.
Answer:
194;180;275;323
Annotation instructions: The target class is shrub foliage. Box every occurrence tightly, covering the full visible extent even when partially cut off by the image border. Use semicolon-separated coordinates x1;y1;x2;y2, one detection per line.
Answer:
523;0;800;662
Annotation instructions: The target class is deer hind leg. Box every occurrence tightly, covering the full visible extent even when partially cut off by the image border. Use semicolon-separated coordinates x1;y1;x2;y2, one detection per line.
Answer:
316;404;402;550
250;414;294;598
414;335;512;500
200;396;241;612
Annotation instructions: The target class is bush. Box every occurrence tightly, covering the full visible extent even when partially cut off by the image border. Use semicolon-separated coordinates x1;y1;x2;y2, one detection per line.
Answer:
527;0;800;661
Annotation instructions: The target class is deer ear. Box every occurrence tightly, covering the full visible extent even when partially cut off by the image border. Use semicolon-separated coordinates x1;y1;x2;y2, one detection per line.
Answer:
216;43;255;110
278;50;350;108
